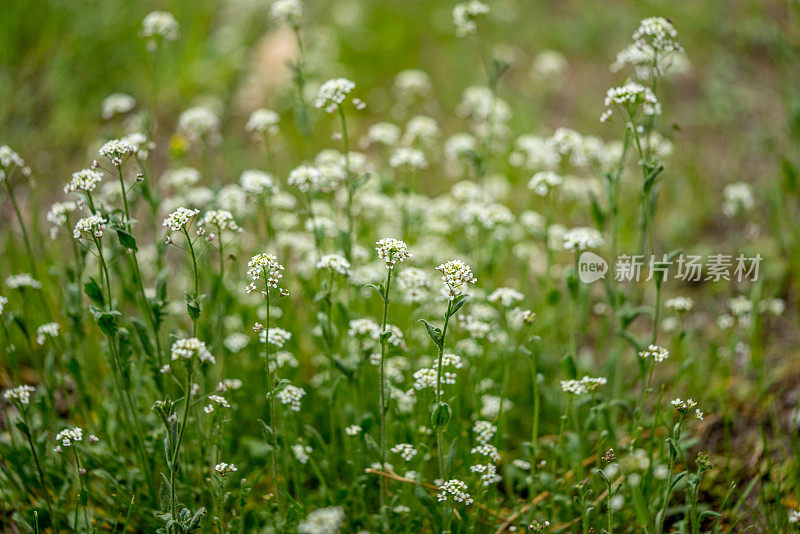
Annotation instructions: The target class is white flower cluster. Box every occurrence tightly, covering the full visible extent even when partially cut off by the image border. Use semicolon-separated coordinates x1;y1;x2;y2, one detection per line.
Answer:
391;443;418;462
633;17;682;53
240;170;277;196
214;462;238;476
364;122;400;146
140;11;179;40
277;385;305;411
376;238;411;269
563;227;604;251
65;169;103;194
101;93;135;119
471;443;500;463
561;376;608;395
470;462;502;487
437;260;477;300
163;207;199;232
170;337;215;364
55;427;84;448
315;78;356;113
452;1;489;37
389;147;427;169
397;267;430;303
99;139;136;166
262;327;292;347
488;287;524;308
73;215;107;240
245;108;280;136
602;82;661;122
47;201;77;237
345;425;362;436
199;210;239;232
298;506;345;534
0;295;7;315
412;367;448;390
270;0;304;27
437;479;474;505
665;296;694;312
0;145;26;173
528;171;563;196
163;167;200;190
639;344;669;363
246;253;285;291
670;397;697;413
204;394;230;413
177;106;221;144
473;420;497;444
316;254;351;276
288;165;332;193
433;353;463;369
36;322;60;345
348;318;381;339
6;273;42;290
3;384;35;405
293;443;312;463
722;182;754;217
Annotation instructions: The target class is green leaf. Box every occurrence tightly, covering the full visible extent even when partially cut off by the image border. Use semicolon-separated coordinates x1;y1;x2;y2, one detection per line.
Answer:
419;319;443;349
116;229;138;251
447;294;469;317
431;402;451;429
84;277;105;307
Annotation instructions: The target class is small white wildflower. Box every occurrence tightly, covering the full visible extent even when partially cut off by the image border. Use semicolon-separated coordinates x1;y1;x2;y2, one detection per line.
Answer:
140;11;179;41
199;210;239;232
298;506;345;534
214;462;238;476
391;443;418;462
670;398;698;414
345;425;362;436
36;322;60;345
163;207;199;233
6;274;42;290
453;1;490;37
602;82;661;121
3;385;35;405
101;93;135;120
528;171;563;196
488;287;524;307
376;238;411;269
316;254;351;276
99;139;136;166
437;479;474;505
177;106;221;144
55;427;84;448
240;169;277;196
437;260;477;300
170;338;215;364
292;443;312;463
665;296;694;312
73;215;108;240
261;327;292;347
638;344;669;363
315;78;356;113
563;227;604;251
270;0;304;27
277;385;306;411
245;108;280;136
246;253;285;291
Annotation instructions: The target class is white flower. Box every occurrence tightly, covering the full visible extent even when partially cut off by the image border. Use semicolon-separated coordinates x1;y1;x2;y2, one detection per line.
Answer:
453;1;489;37
214;462;238;476
240;170;277;196
670;398;698;414
199;210;239;232
472;420;497;444
633;17;682;53
73;215;107;240
639;344;669;363
65;169;103;194
563;227;604;251
0;295;6;315
36;322;60;345
6;274;42;290
437;260;477;300
261;327;292;347
55;427;84;448
3;384;35;405
163;167;200;190
140;11;180;40
722;182;754;217
391;443;418;462
602;82;661;121
665;296;694;312
345;425;362;436
561;376;607;395
298;506;345;534
245;108;280;135
269;0;304;27
163;207;199;233
376;238;411;269
389;147;427;169
99;139;136;166
177;106;220;144
0;145;26;172
101;93;135;119
288;165;336;193
276;385;305;411
364;122;401;146
170;338;215;364
403;116;440;145
488;287;524;307
528;171;563;196
316;254;351;276
437;479;474;505
246;253;285;291
315;78;356;113
293;443;312;463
